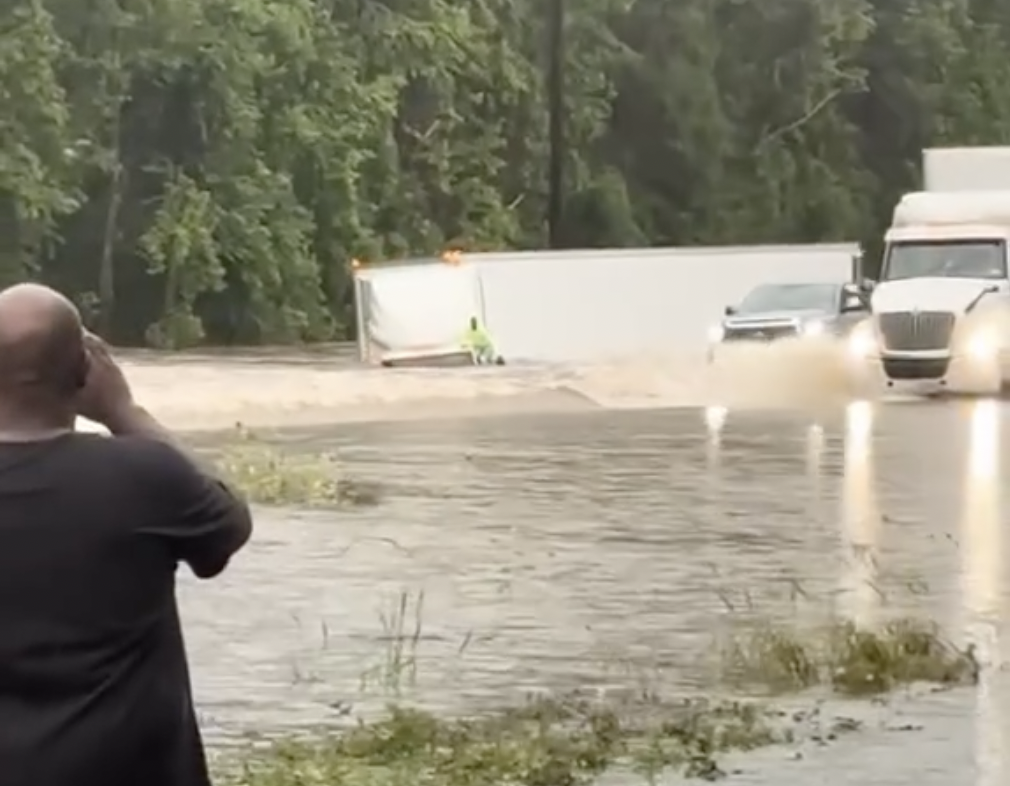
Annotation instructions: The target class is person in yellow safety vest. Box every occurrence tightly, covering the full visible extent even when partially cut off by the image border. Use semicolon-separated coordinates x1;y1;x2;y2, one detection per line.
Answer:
462;316;495;364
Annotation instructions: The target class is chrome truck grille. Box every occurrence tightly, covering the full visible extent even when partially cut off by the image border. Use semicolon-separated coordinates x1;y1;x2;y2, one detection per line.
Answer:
877;311;956;351
722;324;797;341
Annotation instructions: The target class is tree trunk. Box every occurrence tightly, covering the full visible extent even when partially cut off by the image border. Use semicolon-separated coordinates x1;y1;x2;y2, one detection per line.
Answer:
97;143;123;337
546;0;566;248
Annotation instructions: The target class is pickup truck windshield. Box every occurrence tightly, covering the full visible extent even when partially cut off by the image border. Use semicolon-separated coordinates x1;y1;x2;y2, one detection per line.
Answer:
883;240;1006;281
737;283;839;313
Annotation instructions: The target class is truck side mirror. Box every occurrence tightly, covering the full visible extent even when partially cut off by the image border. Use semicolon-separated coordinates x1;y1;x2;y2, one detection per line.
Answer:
851;250;864;283
724;305;736;316
841;294;865;313
843;282;872;307
965;284;1000;313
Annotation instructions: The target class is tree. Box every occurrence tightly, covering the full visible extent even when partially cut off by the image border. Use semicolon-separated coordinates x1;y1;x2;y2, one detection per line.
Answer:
0;0;1006;345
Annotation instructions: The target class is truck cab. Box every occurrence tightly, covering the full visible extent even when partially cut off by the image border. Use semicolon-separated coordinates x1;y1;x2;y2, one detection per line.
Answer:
849;190;1010;392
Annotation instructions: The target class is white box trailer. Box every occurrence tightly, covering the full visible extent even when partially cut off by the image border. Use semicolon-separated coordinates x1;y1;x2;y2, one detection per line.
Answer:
353;244;859;365
849;147;1010;392
352;255;485;367
924;146;1010;192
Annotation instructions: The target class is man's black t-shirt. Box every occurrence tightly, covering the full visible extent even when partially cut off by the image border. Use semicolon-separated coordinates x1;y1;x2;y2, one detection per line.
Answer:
0;433;251;786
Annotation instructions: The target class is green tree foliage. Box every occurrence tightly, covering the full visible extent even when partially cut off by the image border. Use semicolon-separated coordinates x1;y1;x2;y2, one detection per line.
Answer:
0;0;1007;345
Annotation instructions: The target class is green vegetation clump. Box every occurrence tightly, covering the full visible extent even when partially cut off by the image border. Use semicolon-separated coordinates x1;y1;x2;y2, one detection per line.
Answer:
828;618;979;694
207;427;383;508
228;694;788;786
721;617;979;696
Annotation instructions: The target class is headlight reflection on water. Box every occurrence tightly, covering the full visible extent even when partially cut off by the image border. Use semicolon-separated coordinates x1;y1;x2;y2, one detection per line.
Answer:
703;405;727;472
960;400;1002;786
805;422;825;517
703;405;727;438
839;400;880;627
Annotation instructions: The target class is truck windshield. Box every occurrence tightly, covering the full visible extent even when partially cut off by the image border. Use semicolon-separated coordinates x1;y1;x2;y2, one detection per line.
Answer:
737;283;839;313
883;240;1006;281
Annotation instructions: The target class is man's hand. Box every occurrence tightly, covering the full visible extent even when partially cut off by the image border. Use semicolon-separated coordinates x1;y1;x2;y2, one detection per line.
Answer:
75;332;135;427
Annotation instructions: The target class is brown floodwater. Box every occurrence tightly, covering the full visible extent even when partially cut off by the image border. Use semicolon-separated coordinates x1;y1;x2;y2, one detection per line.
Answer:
176;395;1008;784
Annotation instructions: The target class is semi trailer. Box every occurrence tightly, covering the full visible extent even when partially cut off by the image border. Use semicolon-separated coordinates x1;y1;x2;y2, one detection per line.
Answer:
353;244;859;365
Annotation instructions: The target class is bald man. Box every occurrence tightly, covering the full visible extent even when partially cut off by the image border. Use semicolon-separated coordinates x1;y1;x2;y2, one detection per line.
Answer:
0;284;252;786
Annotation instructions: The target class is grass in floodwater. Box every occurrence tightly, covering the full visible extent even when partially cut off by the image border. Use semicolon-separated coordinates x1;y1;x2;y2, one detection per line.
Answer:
207;426;383;508
228;693;791;785
721;616;979;695
359;590;425;696
222;607;977;785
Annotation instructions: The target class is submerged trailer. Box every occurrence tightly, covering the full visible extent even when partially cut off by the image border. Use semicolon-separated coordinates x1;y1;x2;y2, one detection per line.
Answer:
353;243;860;366
352;254;484;367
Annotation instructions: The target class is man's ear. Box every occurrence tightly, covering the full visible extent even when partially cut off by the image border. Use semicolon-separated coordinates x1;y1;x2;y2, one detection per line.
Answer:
73;347;91;390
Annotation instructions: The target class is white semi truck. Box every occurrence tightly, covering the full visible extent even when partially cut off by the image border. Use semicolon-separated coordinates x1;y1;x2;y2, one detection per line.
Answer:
848;147;1010;393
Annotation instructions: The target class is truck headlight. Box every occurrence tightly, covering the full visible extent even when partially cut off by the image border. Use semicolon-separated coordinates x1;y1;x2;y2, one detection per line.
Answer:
802;319;826;337
848;324;876;359
966;330;996;361
707;324;724;343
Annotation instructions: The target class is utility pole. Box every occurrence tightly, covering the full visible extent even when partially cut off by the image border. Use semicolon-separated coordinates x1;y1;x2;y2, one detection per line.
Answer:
546;0;565;248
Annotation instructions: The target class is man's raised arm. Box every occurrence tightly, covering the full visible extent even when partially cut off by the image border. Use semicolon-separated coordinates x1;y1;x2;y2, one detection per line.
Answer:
77;334;252;577
110;404;252;578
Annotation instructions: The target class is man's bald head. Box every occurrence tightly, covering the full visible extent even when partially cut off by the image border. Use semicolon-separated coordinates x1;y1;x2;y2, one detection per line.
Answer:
0;283;85;399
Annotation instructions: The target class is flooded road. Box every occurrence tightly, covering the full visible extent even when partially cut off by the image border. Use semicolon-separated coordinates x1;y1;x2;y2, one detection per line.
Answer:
93;337;853;432
171;391;1008;783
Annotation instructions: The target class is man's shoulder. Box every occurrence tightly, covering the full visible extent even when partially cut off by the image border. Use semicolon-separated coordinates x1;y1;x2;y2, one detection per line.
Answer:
68;434;189;478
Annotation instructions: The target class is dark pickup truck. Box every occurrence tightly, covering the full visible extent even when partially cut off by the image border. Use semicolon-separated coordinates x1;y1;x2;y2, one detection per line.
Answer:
708;282;868;359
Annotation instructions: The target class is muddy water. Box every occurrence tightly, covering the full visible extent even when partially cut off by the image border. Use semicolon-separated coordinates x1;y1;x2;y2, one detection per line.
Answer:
90;336;855;432
99;346;1006;783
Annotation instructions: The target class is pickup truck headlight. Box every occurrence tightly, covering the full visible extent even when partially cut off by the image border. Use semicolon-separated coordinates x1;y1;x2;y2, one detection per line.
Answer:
802;319;826;337
848;323;876;358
